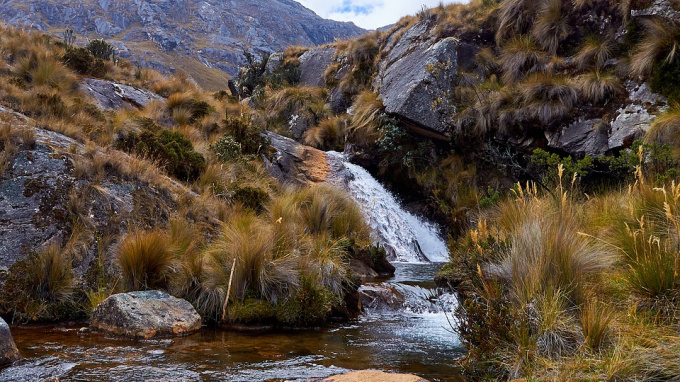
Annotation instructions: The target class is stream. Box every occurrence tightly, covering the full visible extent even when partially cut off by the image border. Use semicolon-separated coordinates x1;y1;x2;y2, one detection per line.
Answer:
2;263;464;381
2;150;465;381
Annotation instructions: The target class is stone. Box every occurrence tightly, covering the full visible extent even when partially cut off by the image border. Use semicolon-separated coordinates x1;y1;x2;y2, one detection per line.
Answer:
608;83;667;151
82;78;163;111
0;317;20;367
359;284;406;311
264;132;330;185
376;19;458;139
90;291;201;339
324;370;429;382
265;52;284;75
631;0;680;24
547;119;610;156
298;46;338;87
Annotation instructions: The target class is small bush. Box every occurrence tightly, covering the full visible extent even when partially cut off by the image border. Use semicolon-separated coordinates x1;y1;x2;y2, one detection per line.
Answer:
87;39;115;61
210;135;243;162
275;276;336;327
232;186;270;213
117;127;206;181
62;47;107;77
222;114;268;156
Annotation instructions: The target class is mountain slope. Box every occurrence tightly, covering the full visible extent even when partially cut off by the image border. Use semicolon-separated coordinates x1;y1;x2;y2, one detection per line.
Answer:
0;0;366;90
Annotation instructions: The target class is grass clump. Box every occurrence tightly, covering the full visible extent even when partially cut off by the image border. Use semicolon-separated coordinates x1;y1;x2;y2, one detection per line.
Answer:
117;230;177;292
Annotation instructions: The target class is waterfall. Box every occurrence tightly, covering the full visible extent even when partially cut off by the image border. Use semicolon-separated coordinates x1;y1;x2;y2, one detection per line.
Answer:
326;152;450;263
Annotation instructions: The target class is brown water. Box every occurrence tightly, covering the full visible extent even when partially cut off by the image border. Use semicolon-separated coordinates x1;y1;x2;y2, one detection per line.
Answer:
1;264;465;382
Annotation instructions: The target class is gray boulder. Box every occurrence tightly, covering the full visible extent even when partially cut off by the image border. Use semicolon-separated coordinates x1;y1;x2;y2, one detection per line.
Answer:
265;52;284;75
547;119;610;156
0;317;20;367
82;78;163;111
298;46;337;87
91;291;201;339
376;19;458;139
631;0;680;23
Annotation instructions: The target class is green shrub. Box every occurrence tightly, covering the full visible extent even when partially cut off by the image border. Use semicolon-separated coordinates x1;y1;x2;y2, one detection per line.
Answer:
87;39;115;61
117;126;206;181
232;186;270;213
225;298;276;325
275;276;336;327
62;47;107;77
222;114;268;156
210;135;242;162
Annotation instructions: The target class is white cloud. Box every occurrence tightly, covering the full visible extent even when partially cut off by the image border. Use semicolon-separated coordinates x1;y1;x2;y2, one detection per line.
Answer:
297;0;469;30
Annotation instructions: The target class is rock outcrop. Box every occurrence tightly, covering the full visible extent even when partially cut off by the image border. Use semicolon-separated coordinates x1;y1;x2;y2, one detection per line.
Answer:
298;47;337;87
0;317;20;367
90;291;201;338
0;106;179;276
323;370;429;382
547;82;667;155
82;78;163;111
375;19;458;140
0;0;365;89
358;284;406;311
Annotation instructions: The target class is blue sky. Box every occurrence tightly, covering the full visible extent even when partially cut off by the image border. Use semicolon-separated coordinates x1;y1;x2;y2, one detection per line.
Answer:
297;0;469;30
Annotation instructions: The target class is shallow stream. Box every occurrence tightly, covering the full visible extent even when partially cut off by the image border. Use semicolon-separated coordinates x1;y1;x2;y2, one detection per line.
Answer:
2;263;464;382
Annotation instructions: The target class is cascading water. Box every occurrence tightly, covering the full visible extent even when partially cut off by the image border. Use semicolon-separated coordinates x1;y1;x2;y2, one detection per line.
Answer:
326;151;450;263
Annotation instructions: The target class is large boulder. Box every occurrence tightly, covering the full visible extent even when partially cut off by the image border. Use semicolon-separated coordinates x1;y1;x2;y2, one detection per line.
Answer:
324;370;429;382
547;119;610;156
298;46;337;87
82;78;163;111
90;291;201;339
359;284;405;312
376;19;458;140
0;317;20;367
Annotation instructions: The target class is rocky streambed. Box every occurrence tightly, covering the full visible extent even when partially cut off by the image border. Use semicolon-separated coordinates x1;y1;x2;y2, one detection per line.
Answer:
0;263;464;382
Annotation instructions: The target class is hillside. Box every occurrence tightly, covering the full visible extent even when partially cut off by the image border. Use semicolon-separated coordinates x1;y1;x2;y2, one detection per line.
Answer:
0;0;366;90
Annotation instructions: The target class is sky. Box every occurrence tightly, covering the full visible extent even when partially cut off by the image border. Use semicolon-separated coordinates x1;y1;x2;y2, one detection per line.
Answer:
297;0;469;30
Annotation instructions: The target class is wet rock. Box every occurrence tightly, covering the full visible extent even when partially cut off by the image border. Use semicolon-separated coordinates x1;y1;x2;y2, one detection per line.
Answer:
264;132;330;185
298;46;337;87
359;284;406;311
323;370;429;382
90;291;201;339
376;19;458;139
349;259;378;279
82;78;163;111
547;119;610;156
0;317;20;367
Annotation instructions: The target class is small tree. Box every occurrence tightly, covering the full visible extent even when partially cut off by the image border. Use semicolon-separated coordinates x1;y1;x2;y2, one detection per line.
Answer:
87;39;115;61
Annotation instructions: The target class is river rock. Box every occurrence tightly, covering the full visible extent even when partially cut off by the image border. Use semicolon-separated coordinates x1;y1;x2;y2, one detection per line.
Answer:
0;317;20;367
82;78;163;111
323;370;429;382
376;19;458;140
299;46;337;87
359;284;405;311
90;291;201;339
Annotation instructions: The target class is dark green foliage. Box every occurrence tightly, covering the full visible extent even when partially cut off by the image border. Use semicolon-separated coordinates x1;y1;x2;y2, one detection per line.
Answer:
62;47;107;77
479;187;502;208
266;62;301;89
233;52;269;98
275;276;336;327
650;57;680;103
232;186;270;213
86;39;115;61
210;135;242;162
225;298;276;325
222;114;268;156
376;120;437;171
117;124;206;181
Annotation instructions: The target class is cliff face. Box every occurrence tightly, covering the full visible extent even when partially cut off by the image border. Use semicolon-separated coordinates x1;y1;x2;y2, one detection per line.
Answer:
0;0;366;90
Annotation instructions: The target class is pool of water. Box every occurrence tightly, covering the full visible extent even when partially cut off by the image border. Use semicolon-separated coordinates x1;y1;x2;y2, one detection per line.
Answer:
2;264;465;382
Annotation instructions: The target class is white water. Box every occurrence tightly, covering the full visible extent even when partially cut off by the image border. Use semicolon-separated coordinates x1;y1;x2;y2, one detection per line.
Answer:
326;152;450;263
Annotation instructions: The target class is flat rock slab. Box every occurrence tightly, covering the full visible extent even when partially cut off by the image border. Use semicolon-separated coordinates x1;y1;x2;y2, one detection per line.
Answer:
82;78;163;111
91;291;201;339
0;317;20;367
324;370;429;382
